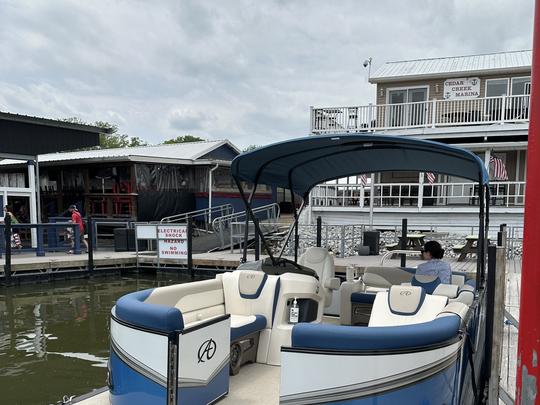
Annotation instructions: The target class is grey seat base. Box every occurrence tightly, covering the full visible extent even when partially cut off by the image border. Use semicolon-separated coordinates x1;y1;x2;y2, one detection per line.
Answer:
230;331;261;375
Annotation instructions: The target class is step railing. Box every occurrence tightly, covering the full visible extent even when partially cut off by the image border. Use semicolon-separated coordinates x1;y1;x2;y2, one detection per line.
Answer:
160;204;234;233
212;203;281;249
311;94;530;133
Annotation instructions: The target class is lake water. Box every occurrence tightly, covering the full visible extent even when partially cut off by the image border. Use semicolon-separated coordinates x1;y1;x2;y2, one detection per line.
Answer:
0;273;193;405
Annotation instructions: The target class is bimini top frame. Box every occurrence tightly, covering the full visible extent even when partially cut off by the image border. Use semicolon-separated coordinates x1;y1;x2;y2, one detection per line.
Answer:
231;134;490;286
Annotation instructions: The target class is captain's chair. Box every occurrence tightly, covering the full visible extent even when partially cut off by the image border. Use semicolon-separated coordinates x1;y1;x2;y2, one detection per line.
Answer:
298;247;340;308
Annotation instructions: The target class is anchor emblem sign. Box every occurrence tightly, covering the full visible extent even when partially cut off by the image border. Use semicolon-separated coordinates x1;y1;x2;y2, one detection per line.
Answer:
198;338;217;363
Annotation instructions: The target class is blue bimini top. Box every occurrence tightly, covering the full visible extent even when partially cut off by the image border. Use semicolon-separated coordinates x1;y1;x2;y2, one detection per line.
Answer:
231;134;489;198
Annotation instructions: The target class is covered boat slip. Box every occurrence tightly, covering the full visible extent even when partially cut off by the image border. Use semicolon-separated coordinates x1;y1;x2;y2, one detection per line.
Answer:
107;134;494;404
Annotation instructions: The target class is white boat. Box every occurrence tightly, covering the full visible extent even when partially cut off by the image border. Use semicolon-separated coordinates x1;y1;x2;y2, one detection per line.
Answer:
107;134;491;404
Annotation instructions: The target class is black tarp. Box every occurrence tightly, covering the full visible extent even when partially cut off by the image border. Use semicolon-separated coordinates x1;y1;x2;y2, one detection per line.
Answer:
137;191;195;221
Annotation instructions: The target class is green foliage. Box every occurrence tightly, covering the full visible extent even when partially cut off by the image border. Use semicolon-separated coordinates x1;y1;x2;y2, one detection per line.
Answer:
242;145;260;152
162;135;204;144
62;117;148;149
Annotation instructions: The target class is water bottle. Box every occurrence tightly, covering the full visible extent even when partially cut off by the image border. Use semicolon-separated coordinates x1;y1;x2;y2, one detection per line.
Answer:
289;298;299;324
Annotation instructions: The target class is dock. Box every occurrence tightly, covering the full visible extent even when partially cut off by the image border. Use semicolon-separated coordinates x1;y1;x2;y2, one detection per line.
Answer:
0;248;480;282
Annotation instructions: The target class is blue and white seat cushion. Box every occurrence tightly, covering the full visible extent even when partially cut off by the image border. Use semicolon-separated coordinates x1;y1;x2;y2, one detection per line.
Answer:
230;314;267;341
368;286;449;327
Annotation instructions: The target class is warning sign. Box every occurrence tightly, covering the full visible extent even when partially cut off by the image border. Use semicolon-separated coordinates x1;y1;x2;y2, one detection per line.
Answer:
157;224;188;259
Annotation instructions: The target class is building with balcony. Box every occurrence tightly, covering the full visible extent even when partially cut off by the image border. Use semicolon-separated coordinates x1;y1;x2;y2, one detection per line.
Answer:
309;50;530;228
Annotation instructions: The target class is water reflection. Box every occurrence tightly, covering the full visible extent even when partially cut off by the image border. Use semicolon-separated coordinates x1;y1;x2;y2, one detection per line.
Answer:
0;273;190;405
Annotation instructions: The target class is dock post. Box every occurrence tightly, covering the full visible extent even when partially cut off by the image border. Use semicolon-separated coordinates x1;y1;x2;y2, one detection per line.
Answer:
4;214;11;284
36;224;45;257
187;217;193;279
487;231;507;404
87;217;94;274
316;216;322;247
400;218;407;267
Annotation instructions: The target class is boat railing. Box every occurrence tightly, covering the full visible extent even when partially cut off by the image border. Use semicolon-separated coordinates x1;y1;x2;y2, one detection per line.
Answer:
311;181;526;208
160;204;234;233
311;94;531;133
212;203;281;249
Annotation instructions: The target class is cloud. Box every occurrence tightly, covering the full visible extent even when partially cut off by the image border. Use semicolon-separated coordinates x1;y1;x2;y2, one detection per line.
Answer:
0;0;534;149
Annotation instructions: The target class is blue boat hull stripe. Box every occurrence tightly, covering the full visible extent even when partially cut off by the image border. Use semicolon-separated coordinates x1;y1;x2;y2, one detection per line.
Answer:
111;339;167;387
279;347;461;404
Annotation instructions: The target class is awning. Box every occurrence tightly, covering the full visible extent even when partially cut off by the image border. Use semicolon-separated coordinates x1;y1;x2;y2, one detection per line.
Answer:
231;134;489;197
0;111;109;158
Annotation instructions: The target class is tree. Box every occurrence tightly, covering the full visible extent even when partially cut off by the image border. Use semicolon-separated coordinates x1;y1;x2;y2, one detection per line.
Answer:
62;117;148;149
162;135;204;144
242;145;260;152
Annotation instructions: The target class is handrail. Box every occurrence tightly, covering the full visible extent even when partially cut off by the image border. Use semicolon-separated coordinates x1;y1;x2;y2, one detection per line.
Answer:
311;94;531;133
312;181;526;208
212;203;281;249
160;204;234;225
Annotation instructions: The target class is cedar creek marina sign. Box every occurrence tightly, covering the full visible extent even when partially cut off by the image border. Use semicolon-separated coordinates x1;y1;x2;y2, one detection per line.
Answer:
443;77;480;100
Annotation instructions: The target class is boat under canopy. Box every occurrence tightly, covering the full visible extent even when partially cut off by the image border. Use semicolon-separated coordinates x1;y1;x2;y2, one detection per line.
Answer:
107;134;494;405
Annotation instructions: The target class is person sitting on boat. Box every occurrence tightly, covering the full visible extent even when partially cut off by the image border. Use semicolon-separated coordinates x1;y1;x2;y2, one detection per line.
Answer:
416;240;451;284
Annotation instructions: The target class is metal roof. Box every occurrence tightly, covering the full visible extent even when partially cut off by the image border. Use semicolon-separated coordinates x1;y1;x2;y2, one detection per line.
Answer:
0;140;240;165
370;50;532;83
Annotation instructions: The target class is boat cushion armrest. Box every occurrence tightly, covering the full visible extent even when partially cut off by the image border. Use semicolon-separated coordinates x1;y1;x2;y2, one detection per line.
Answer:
115;289;184;333
324;277;340;290
230;314;267;341
291;316;461;351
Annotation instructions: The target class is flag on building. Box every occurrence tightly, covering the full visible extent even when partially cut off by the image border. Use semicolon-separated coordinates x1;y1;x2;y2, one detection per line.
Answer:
489;156;508;180
358;174;368;187
426;172;436;184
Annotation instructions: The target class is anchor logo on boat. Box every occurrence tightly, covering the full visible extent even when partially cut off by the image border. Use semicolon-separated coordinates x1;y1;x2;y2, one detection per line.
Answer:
198;338;217;363
400;290;412;296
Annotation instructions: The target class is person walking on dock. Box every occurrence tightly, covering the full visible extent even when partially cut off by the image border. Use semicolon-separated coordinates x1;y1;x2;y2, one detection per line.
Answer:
4;205;22;249
68;205;88;253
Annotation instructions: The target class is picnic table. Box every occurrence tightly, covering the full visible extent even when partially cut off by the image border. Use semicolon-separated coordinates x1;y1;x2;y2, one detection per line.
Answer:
454;235;479;262
386;233;426;251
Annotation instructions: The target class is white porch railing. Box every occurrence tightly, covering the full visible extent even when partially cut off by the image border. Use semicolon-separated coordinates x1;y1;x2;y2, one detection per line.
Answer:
311;94;530;133
311;181;526;208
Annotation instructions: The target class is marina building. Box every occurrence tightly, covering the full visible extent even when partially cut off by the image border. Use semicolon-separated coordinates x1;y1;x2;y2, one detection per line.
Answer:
309;50;530;228
0;140;274;222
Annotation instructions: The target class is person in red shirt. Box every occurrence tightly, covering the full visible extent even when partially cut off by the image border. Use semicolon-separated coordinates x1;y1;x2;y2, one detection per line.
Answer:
68;205;88;253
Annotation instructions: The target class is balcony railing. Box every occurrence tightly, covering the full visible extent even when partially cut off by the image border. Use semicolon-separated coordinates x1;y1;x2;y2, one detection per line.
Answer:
311;181;526;208
311;94;530;133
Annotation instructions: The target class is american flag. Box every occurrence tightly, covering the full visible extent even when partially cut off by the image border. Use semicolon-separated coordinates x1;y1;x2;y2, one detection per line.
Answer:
358;174;368;187
490;156;508;180
426;172;436;184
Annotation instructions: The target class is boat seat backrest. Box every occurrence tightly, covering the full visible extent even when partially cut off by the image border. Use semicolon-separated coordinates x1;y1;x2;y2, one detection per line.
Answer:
451;271;467;287
298;247;336;307
144;279;225;326
411;274;441;294
368;286;449;327
363;266;415;289
222;270;279;329
449;284;475;306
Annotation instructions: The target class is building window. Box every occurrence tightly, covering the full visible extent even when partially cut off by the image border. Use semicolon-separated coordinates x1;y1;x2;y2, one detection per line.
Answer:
386;87;428;127
511;77;531;95
485;78;509;97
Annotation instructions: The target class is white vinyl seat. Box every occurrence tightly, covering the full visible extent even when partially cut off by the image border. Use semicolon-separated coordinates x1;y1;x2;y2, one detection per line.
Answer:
298;247;339;308
221;270;280;341
368;285;449;327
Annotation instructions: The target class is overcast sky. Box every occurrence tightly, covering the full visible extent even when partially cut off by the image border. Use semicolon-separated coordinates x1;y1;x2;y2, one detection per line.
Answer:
0;0;534;149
